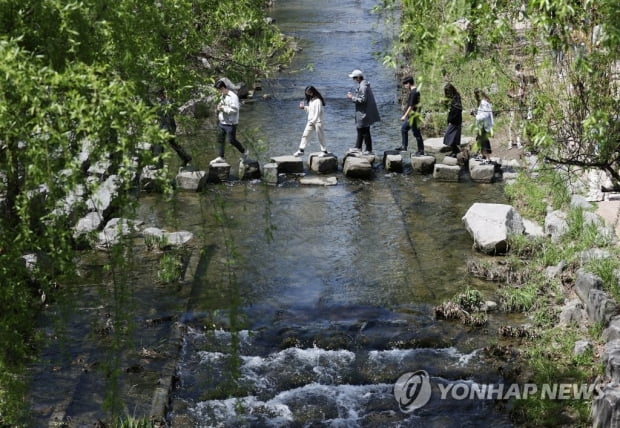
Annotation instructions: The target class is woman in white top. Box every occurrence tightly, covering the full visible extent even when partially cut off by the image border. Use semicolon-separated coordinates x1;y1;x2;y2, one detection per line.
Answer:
472;88;494;159
294;86;328;157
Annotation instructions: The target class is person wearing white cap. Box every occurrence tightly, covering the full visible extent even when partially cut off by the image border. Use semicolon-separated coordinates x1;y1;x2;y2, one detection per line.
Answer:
346;69;381;154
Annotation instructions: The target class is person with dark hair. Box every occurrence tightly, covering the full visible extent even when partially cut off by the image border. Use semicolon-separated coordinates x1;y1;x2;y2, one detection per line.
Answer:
294;86;329;157
442;83;463;157
346;69;380;154
471;88;494;159
156;89;192;167
396;76;424;155
211;79;249;164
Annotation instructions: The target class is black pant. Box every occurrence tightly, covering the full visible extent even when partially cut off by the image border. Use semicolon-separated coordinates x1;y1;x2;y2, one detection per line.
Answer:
168;138;192;165
477;128;492;155
401;120;424;152
217;123;246;157
355;126;372;151
151;137;191;167
443;123;461;155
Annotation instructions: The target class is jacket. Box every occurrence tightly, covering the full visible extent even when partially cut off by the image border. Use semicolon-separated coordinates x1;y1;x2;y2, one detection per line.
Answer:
351;80;380;127
475;99;494;132
217;91;240;125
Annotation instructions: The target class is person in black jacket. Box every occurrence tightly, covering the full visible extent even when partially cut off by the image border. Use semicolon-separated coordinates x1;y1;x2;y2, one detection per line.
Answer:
442;83;462;157
397;76;424;155
156;89;192;167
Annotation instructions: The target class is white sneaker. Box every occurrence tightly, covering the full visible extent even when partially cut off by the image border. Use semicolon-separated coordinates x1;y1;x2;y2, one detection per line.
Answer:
210;156;226;165
348;147;361;153
293;150;304;157
319;151;328;157
362;150;373;155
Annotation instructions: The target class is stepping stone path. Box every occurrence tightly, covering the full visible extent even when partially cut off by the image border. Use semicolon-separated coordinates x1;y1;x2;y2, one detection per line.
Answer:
343;152;374;179
270;155;304;174
308;152;338;174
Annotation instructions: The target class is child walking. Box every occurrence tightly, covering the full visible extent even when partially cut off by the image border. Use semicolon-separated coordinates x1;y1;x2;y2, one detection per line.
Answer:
294;86;328;157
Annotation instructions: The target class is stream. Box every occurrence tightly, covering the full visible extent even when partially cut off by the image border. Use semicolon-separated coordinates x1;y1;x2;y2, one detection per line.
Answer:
26;0;521;426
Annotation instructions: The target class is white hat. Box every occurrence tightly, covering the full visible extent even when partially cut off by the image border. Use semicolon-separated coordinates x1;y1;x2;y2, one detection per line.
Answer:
348;69;363;78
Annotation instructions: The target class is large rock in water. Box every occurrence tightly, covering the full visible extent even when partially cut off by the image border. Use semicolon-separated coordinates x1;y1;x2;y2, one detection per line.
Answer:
462;203;524;254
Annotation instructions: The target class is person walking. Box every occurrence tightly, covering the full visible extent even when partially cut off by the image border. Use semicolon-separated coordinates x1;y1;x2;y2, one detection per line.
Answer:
211;80;249;164
397;76;424;156
442;83;463;157
294;86;329;157
155;89;192;168
471;88;494;160
346;69;380;154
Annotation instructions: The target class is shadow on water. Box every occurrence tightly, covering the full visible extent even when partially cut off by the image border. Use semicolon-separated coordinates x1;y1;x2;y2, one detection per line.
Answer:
26;0;523;426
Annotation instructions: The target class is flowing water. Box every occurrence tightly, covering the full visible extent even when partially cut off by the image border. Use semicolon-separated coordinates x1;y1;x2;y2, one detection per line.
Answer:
26;0;522;426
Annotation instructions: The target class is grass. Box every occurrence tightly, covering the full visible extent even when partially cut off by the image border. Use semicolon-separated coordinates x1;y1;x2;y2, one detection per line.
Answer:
484;166;618;425
504;169;570;224
157;251;185;283
511;327;601;427
115;417;153;428
586;256;620;301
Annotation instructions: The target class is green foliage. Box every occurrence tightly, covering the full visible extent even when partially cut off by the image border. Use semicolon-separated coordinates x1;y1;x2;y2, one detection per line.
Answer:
0;39;161;424
504;173;549;222
586;256;620;301
505;168;569;223
0;0;291;99
525;0;620;182
157;251;184;284
453;287;483;312
512;326;600;426
0;0;289;423
383;0;619;184
115;417;153;428
499;281;538;312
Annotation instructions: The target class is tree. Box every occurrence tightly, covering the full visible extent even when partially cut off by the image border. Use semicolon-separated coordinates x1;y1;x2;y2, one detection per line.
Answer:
527;0;620;184
0;0;290;423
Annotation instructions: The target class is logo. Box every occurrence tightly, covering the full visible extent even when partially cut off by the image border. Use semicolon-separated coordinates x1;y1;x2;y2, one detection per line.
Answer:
393;370;432;413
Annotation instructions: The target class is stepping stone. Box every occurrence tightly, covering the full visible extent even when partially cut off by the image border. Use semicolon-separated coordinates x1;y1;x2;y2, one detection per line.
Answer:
176;170;206;190
263;162;279;185
270;155;303;174
308;152;338;174
423;136;474;154
410;154;436;174
382;149;401;165
343;151;376;165
469;160;495;183
343;156;373;179
299;176;338;186
433;164;461;182
239;159;261;180
206;162;231;183
384;153;403;173
442;155;459;166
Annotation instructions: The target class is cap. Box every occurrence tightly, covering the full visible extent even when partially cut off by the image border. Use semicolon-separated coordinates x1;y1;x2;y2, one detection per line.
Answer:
348;69;363;78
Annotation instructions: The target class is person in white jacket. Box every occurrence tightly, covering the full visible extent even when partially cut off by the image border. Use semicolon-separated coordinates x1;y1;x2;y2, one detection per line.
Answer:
472;88;494;160
294;86;329;157
211;80;249;164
